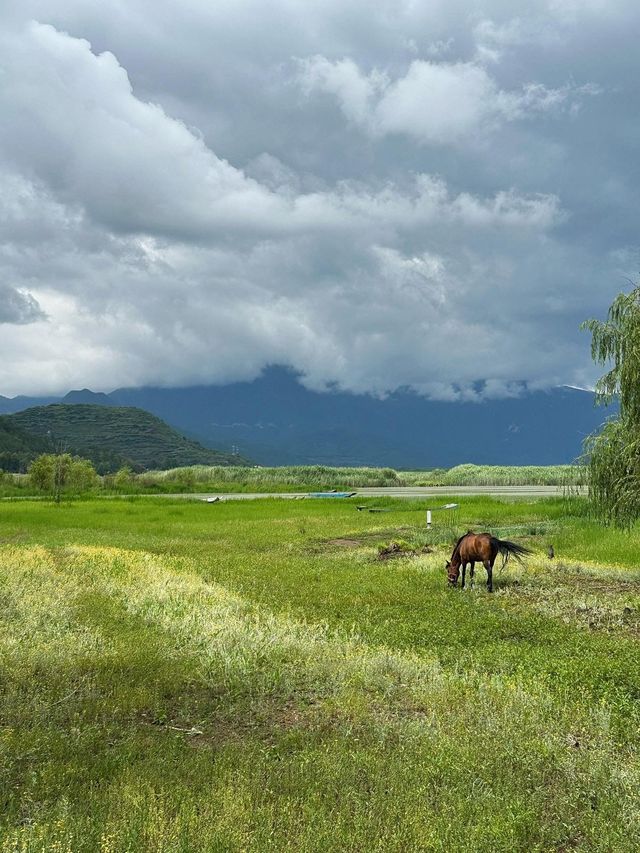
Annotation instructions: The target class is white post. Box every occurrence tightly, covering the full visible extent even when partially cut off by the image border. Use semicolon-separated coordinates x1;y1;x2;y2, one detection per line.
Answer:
427;510;432;529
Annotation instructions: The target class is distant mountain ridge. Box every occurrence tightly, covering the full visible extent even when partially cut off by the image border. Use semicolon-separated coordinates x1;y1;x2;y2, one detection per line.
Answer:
62;389;112;405
0;367;615;467
2;404;248;473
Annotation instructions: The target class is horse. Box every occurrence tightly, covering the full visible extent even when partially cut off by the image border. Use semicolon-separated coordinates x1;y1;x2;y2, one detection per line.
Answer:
445;531;532;592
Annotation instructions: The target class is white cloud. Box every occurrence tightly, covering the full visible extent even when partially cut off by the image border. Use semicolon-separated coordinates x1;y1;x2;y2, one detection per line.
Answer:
298;56;388;128
473;17;562;64
300;56;596;144
376;61;506;142
0;21;288;241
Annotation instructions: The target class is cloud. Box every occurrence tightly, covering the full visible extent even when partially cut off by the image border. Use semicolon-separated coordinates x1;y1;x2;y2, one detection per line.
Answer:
298;57;389;129
0;167;577;398
0;22;294;242
0;22;564;242
299;55;596;144
0;284;45;325
473;16;563;63
0;3;637;400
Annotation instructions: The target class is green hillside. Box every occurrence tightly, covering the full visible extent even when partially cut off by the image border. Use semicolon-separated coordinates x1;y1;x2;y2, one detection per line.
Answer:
0;418;50;472
5;404;247;473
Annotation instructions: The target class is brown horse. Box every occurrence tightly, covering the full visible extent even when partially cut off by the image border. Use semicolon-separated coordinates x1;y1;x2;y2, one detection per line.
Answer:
446;531;532;592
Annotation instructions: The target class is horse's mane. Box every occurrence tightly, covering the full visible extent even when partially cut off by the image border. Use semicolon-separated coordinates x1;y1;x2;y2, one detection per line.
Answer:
450;530;473;560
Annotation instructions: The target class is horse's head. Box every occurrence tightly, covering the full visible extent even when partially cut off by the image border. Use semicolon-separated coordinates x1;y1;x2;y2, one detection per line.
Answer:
445;560;459;586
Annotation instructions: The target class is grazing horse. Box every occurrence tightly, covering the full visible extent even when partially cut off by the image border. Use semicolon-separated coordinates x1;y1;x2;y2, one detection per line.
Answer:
446;531;532;592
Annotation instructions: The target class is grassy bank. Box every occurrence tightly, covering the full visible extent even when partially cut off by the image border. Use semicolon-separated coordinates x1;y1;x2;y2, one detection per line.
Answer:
0;495;638;850
0;463;585;498
124;462;586;493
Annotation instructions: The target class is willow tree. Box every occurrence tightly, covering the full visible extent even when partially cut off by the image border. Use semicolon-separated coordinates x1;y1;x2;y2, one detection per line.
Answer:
581;285;640;526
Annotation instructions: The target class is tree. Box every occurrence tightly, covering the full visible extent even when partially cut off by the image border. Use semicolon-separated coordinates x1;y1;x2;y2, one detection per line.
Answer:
29;454;57;492
28;453;98;502
581;284;640;526
68;457;99;493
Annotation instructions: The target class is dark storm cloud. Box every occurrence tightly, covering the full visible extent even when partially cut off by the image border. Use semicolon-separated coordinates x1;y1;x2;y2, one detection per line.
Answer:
0;2;638;396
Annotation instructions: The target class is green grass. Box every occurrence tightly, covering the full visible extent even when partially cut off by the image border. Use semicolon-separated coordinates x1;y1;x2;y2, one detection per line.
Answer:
0;462;586;498
0;495;638;851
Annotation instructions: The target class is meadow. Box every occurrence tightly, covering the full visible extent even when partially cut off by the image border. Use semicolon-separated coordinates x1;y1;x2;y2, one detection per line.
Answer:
0;493;638;851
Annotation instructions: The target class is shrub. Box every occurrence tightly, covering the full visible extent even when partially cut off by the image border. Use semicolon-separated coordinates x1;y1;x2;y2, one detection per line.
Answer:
114;466;134;489
28;453;98;501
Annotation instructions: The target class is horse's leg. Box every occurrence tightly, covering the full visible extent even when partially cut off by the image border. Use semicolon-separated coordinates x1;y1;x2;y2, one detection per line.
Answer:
469;562;475;588
461;561;467;589
484;559;493;592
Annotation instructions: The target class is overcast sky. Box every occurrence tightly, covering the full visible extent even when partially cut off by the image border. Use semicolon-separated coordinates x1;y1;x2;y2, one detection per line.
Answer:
1;1;638;399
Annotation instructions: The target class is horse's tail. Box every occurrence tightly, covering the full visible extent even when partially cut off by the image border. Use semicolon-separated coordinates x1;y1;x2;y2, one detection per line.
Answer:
493;538;533;569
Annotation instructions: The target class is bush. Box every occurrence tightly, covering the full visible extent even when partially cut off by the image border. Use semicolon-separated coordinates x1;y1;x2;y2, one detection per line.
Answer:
114;466;134;489
28;454;98;500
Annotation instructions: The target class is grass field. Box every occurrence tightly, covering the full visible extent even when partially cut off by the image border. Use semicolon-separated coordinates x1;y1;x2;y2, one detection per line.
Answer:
0;495;638;851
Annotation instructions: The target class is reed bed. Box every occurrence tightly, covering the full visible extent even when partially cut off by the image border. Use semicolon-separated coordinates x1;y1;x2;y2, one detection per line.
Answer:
0;463;588;498
142;463;586;492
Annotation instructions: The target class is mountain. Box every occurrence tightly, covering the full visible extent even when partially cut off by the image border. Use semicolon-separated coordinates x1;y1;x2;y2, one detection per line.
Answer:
0;368;615;467
0;417;51;472
4;404;248;473
62;389;113;405
110;369;611;467
0;394;59;414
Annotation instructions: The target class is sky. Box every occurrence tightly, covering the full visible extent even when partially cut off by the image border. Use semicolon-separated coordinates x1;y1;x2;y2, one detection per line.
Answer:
0;0;638;399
